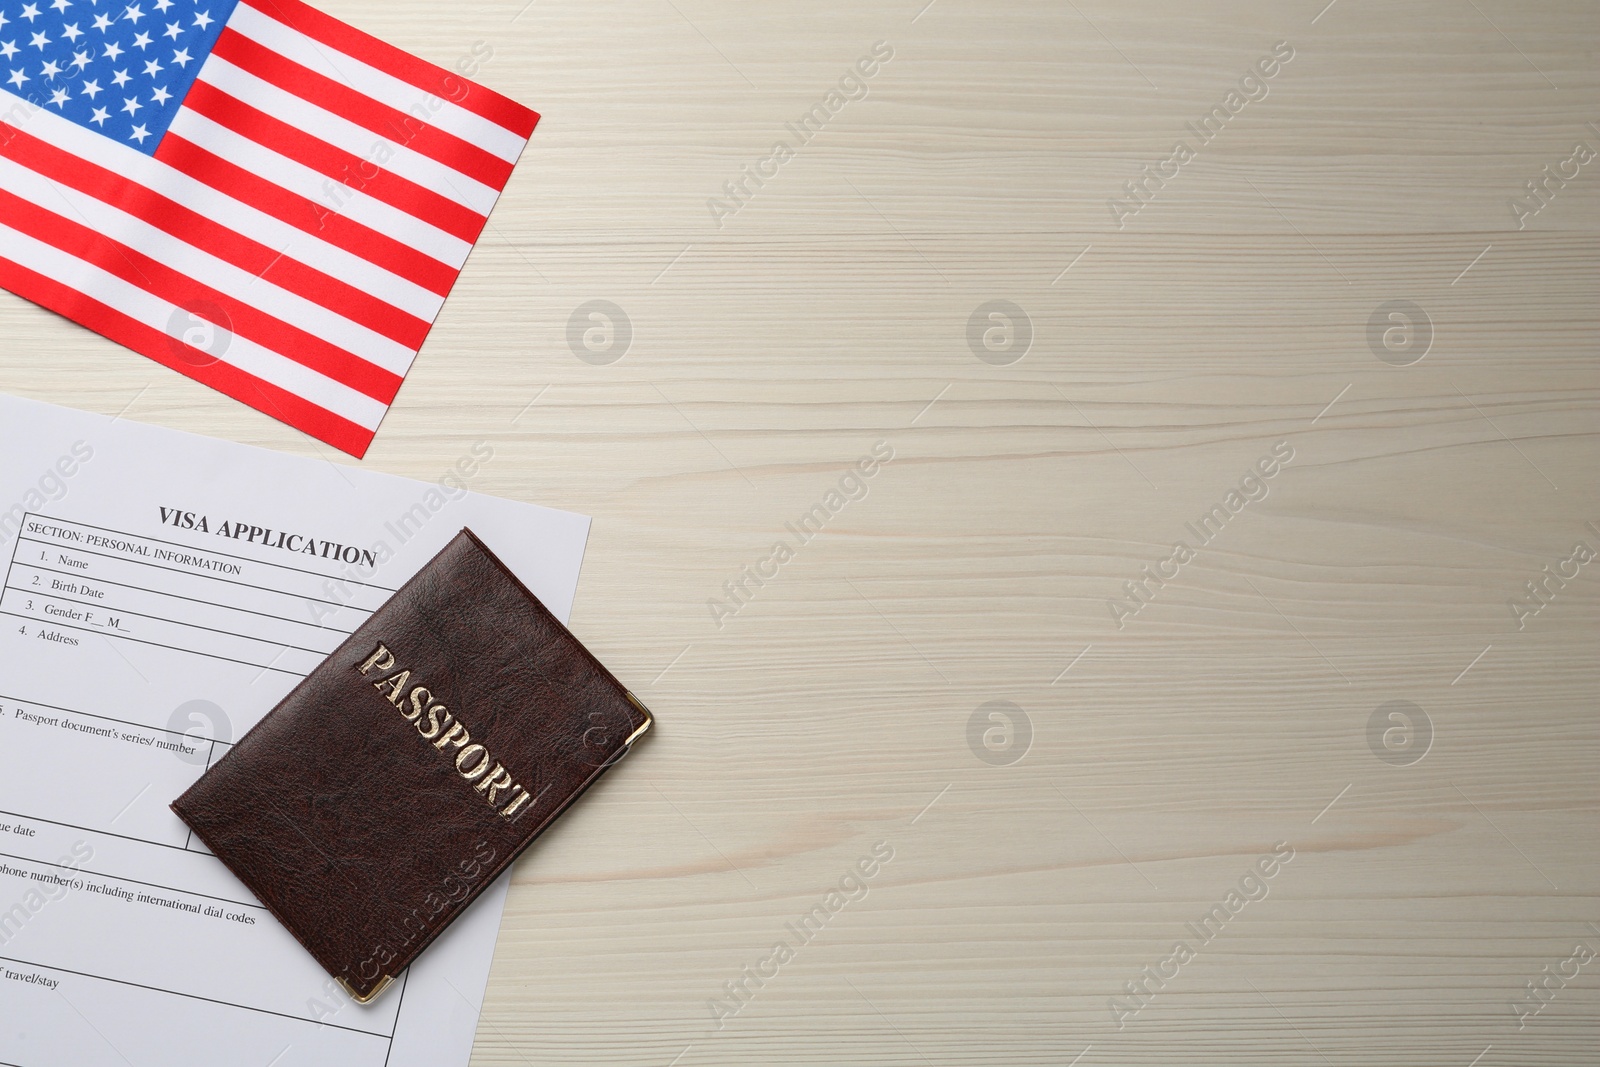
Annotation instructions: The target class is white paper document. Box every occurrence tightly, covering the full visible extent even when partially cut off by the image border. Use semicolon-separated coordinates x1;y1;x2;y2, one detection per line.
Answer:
0;394;591;1067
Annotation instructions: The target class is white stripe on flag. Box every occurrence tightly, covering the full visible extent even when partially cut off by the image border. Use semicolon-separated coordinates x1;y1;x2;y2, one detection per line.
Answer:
0;221;386;429
229;2;529;163
196;56;502;216
166;108;473;268
0;154;417;377
0;101;447;321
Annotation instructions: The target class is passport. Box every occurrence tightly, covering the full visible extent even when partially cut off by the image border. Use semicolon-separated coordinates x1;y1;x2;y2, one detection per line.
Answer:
171;528;653;1004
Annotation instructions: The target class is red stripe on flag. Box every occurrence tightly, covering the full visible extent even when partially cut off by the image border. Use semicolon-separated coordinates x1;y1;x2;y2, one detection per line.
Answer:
242;0;540;138
0;124;430;352
0;186;404;405
0;252;376;457
184;80;486;245
212;28;514;192
155;133;460;297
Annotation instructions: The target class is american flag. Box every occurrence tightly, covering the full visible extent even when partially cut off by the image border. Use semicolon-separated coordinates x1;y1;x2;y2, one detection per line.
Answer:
0;0;537;457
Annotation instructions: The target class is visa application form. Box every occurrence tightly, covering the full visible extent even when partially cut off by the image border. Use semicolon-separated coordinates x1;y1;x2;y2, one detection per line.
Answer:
0;393;591;1066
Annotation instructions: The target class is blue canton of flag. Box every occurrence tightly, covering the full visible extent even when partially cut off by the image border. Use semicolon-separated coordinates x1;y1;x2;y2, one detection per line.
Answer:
1;0;237;154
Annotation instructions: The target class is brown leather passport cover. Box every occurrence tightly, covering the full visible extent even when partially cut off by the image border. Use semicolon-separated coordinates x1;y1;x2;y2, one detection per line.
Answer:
171;528;652;1003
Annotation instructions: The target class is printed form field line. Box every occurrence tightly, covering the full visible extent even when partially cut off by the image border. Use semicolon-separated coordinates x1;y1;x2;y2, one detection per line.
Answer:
28;515;399;592
5;514;403;675
0;611;310;678
0;843;262;913
0;952;398;1042
14;517;389;610
10;555;366;635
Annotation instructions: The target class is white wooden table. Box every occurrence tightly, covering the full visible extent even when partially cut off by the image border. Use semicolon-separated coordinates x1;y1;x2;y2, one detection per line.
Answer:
4;1;1596;1063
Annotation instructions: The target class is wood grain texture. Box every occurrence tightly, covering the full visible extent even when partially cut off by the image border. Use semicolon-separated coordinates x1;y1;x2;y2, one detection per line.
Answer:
1;0;1596;1063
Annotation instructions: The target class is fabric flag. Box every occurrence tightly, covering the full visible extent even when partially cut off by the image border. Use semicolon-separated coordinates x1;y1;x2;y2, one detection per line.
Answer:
0;0;538;456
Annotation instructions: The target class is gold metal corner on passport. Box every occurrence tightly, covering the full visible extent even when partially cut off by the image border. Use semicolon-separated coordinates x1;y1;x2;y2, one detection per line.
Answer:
622;692;654;747
338;975;395;1005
